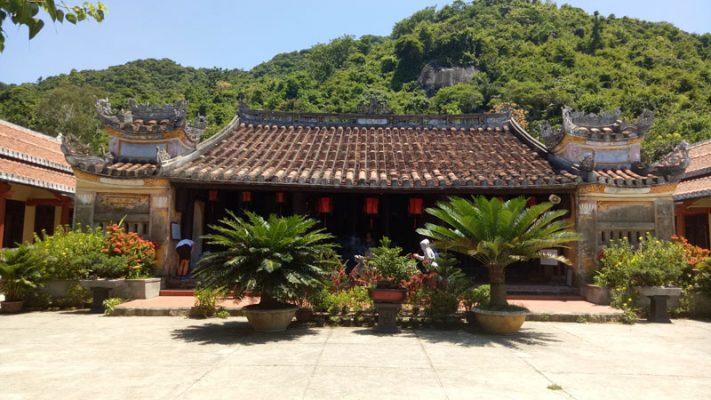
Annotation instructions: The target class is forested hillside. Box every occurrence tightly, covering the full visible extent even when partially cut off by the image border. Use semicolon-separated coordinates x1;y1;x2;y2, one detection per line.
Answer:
1;0;709;160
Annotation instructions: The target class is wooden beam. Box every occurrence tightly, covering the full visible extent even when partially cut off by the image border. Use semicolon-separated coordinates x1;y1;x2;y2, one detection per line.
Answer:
26;198;63;207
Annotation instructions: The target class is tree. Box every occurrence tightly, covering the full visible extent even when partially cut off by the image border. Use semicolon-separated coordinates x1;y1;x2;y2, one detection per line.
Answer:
34;84;106;152
0;1;106;51
417;196;579;307
431;83;484;114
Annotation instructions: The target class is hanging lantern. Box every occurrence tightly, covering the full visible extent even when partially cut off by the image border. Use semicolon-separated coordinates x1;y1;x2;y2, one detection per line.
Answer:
208;190;219;202
408;197;424;228
527;196;537;207
275;192;286;204
318;197;333;214
364;197;379;215
408;198;424;215
241;191;252;203
364;197;379;229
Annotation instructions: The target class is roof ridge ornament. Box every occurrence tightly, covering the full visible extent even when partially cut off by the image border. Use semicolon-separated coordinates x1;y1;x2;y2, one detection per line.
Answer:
96;98;206;137
60;133;114;171
238;105;509;130
560;106;654;140
651;141;690;181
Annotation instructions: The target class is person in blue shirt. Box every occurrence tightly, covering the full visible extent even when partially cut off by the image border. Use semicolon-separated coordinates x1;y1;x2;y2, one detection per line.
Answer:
175;239;194;277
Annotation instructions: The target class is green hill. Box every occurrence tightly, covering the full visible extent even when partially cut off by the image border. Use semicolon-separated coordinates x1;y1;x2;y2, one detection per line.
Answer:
1;0;709;160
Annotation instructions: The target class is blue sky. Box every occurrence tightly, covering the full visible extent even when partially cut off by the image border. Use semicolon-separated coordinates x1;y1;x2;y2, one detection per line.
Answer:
1;0;709;85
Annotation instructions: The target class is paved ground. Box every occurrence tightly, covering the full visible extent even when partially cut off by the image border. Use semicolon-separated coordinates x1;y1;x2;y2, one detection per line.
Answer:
114;296;623;320
1;313;710;400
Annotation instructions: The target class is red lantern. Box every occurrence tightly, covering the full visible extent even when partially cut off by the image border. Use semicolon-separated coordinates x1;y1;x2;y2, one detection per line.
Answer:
241;191;252;203
275;192;286;204
318;197;333;214
408;198;424;215
365;197;379;215
208;190;219;202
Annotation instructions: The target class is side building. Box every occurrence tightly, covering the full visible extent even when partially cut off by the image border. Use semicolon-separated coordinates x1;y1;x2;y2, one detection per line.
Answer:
61;101;688;286
674;139;711;249
0;120;75;247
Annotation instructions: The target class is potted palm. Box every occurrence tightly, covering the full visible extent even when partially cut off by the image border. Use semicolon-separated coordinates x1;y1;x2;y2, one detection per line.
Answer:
194;211;336;332
418;196;579;334
0;245;43;313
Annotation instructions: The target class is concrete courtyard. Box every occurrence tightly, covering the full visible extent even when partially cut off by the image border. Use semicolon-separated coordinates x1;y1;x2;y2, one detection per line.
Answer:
1;313;710;400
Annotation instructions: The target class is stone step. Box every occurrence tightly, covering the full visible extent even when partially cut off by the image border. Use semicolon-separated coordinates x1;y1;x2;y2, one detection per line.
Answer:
159;289;195;296
508;294;584;301
506;284;580;296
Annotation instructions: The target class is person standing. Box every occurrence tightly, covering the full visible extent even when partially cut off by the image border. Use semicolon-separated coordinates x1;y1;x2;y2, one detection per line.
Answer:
175;238;194;277
410;238;438;270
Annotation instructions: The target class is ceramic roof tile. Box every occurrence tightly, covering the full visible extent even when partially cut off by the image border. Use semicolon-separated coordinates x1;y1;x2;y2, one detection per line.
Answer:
0;119;75;193
675;175;711;200
165;121;577;189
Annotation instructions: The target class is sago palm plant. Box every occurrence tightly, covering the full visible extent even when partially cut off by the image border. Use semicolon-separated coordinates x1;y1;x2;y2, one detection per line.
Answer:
417;196;579;308
194;211;337;308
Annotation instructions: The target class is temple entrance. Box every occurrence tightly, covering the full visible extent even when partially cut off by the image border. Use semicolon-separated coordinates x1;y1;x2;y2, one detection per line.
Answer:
174;187;574;285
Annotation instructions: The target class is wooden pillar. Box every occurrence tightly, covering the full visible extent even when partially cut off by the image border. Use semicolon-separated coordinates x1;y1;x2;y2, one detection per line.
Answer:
0;196;5;247
191;200;205;267
60;204;72;226
675;202;686;237
0;182;10;247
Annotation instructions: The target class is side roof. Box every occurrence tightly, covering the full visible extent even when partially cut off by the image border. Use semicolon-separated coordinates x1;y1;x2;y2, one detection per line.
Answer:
675;139;711;200
0;119;75;194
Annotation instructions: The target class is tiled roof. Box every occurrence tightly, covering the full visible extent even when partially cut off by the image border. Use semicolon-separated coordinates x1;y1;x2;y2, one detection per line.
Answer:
684;139;711;179
80;161;158;178
594;169;665;187
163;120;578;190
0;119;75;193
675;175;711;200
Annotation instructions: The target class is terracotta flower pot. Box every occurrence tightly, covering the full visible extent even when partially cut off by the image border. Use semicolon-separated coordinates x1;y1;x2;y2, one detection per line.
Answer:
368;288;407;303
242;305;298;332
1;300;24;313
473;307;528;335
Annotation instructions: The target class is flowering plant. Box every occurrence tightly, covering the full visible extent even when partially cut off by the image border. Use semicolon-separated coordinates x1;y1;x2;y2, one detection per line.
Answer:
671;235;710;266
101;224;157;278
33;225;105;280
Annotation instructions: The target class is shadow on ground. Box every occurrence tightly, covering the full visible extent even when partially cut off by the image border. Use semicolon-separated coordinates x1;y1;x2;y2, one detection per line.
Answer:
350;326;562;349
171;321;319;345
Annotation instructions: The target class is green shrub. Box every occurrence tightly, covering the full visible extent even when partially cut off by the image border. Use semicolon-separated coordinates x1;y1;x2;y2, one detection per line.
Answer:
595;234;686;319
33;226;104;280
102;297;126;316
462;284;491;309
429;289;460;318
81;253;132;279
426;254;470;295
189;287;225;318
323;286;372;314
596;234;685;289
215;310;230;319
0;245;43;301
366;237;418;288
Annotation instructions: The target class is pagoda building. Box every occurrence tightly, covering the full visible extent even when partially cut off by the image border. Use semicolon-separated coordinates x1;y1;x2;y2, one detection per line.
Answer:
61;101;689;285
541;107;688;276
